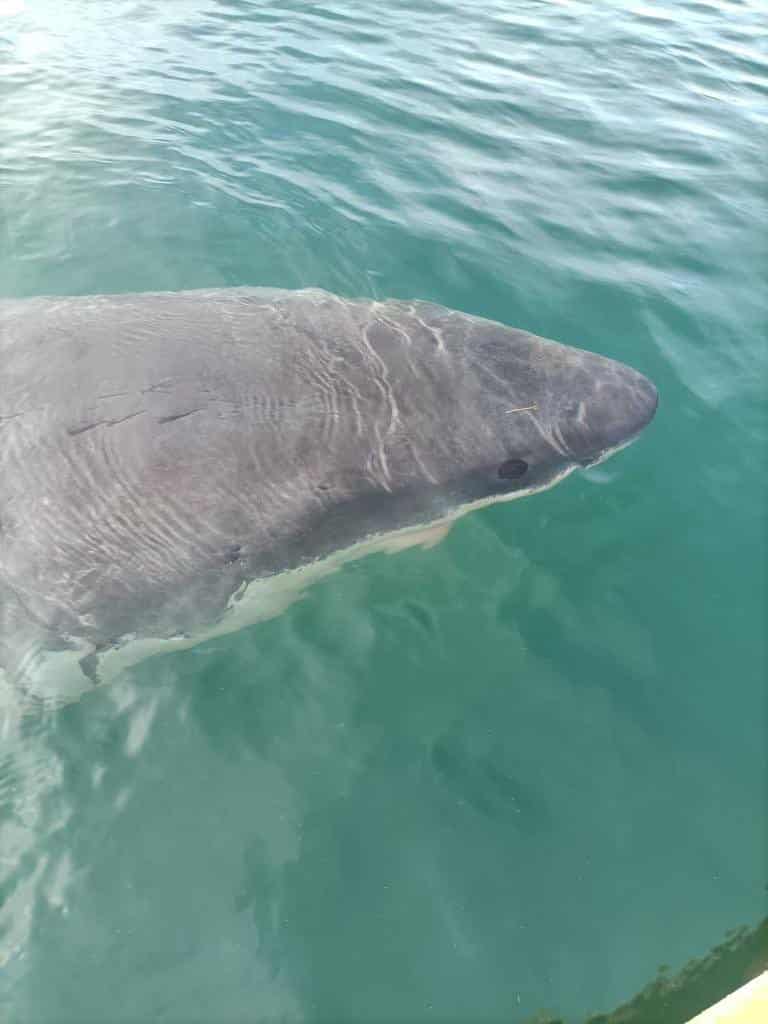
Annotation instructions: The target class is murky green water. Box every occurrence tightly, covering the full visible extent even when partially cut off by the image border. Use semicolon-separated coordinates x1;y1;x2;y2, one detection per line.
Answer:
1;1;765;1021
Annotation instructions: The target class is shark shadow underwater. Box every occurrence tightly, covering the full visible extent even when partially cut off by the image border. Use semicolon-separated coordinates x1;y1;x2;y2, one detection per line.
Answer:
0;288;657;705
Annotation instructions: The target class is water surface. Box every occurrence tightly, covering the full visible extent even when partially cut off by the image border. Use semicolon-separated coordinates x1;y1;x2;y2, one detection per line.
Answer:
0;1;766;1020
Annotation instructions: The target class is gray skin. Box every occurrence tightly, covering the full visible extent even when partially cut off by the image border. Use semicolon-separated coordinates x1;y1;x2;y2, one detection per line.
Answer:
0;287;657;694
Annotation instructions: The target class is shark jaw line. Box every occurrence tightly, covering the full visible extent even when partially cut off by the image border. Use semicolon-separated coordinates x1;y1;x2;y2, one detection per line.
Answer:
90;460;584;684
10;441;635;708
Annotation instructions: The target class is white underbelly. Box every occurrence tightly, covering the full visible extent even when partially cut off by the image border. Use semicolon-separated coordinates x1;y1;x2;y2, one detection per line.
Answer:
5;460;580;709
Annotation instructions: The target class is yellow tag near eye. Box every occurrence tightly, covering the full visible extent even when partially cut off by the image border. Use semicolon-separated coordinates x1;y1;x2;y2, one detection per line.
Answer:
505;404;538;414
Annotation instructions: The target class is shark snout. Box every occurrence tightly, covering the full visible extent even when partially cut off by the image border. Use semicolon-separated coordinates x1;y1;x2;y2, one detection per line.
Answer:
559;356;658;466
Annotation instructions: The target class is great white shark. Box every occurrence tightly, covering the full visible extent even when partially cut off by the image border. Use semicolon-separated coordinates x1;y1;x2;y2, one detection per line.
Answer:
0;288;657;705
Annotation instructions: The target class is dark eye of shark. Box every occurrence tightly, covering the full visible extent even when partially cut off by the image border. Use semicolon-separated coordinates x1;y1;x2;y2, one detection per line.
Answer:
498;458;528;480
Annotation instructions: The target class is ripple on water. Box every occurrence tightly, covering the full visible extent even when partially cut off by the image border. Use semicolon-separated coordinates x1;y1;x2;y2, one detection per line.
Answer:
0;0;766;1020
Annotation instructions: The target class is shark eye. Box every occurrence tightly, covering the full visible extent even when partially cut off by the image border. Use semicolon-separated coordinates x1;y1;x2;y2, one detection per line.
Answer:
498;458;528;480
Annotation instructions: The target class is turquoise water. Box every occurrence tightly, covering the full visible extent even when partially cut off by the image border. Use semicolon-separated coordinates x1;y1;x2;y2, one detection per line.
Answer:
0;0;765;1020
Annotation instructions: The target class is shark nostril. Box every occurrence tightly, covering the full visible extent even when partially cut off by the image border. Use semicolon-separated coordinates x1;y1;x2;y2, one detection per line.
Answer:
498;458;528;480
